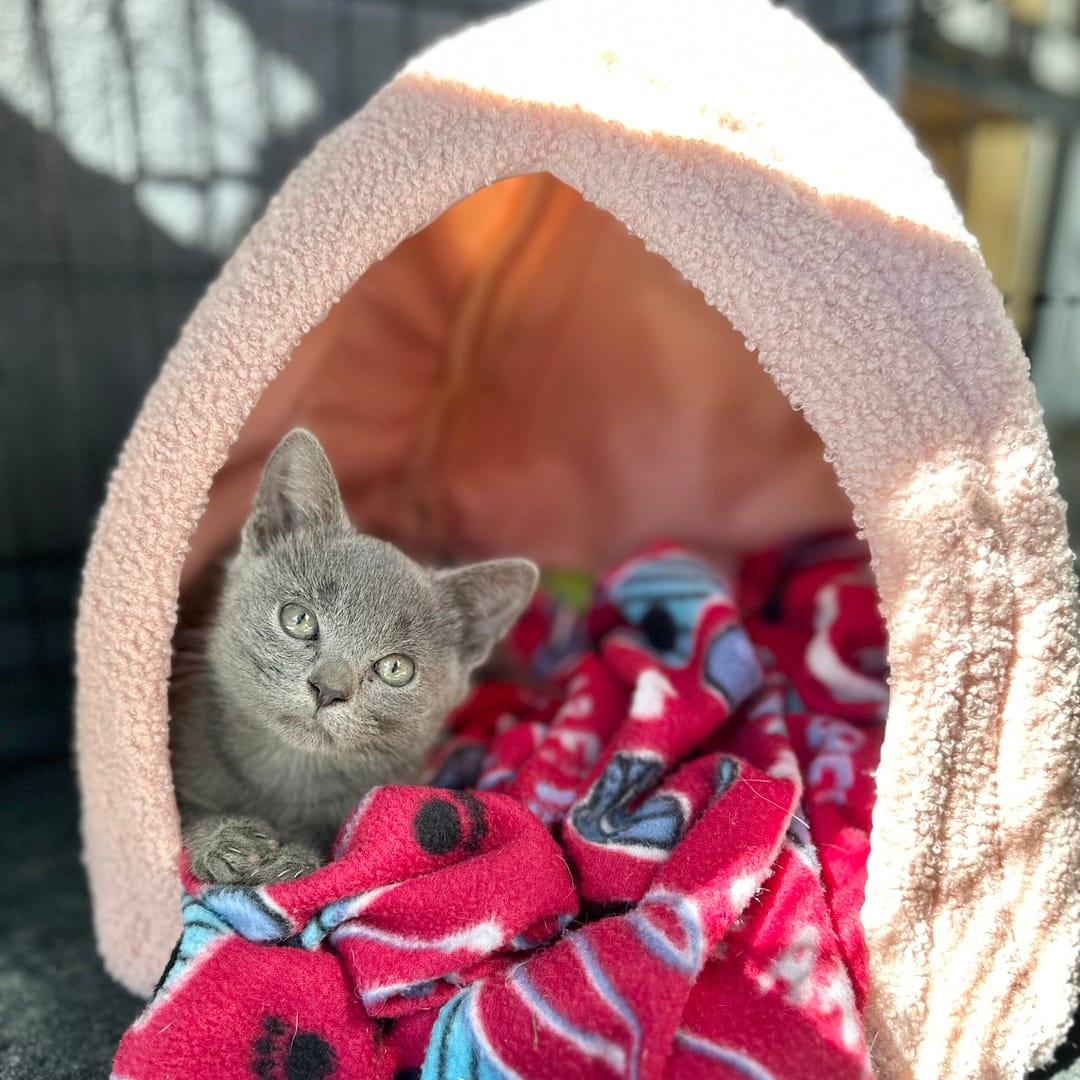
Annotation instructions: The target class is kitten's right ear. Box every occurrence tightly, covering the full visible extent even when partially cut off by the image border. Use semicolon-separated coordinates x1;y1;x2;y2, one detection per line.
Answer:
241;429;348;554
437;558;540;668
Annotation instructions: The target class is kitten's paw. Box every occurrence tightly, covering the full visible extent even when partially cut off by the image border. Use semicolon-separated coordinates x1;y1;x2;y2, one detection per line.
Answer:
186;817;285;885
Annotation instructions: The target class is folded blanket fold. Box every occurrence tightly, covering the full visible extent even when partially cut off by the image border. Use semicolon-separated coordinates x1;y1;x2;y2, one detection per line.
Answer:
113;533;886;1080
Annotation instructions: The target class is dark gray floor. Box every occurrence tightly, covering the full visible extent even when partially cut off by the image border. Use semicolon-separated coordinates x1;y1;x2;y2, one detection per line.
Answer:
0;759;141;1080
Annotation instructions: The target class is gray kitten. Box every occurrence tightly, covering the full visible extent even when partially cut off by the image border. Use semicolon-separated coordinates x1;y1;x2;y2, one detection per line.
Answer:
170;429;538;885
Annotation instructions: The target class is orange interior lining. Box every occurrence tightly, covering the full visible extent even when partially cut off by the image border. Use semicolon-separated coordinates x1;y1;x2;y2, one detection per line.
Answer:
181;174;853;593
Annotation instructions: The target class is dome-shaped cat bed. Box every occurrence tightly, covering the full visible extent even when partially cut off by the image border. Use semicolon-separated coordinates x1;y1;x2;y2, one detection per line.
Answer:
76;1;1080;1077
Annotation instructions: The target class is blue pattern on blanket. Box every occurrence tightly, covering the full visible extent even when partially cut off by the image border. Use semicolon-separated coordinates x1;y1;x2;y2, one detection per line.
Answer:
705;625;763;705
570;752;685;852
201;885;293;942
139;895;233;1022
608;552;726;664
422;987;510;1080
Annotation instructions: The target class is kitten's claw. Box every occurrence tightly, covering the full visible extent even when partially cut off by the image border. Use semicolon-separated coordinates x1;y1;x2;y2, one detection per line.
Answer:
258;843;322;884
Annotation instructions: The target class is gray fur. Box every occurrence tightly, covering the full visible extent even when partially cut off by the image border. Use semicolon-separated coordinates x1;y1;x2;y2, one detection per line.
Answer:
171;429;538;885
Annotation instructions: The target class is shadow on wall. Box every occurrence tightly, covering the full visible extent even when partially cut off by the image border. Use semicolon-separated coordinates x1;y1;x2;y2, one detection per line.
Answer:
0;0;498;759
0;98;216;759
0;0;434;562
1049;425;1080;553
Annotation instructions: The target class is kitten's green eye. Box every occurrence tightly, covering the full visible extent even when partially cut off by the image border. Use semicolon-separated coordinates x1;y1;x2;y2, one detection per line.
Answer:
375;654;415;686
279;603;318;640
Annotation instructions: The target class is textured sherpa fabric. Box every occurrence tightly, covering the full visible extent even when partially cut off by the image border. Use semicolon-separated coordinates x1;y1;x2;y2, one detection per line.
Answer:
75;1;1080;1079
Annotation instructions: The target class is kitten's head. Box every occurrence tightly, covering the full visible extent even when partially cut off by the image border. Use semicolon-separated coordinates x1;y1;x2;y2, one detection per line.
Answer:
208;429;538;763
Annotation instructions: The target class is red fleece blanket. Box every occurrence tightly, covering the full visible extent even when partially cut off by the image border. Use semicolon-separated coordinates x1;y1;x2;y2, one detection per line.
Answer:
113;533;886;1080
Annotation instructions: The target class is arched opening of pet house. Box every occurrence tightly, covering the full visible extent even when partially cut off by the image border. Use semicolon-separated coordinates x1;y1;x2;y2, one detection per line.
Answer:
180;172;855;592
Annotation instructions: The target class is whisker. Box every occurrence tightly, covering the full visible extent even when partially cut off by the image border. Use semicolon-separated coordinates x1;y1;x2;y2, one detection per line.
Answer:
739;778;808;829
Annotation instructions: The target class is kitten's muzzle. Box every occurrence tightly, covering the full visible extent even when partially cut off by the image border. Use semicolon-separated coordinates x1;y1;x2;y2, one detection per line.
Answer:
308;659;356;712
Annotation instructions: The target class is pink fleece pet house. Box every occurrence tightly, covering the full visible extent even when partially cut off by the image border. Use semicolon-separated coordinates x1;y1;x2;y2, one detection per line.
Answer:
76;1;1080;1077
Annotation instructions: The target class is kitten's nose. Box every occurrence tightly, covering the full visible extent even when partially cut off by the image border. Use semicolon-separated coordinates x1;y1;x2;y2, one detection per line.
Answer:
310;679;348;710
308;661;355;711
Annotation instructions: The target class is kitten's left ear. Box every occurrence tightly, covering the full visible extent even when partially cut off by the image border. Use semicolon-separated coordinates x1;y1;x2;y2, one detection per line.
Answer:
437;558;540;667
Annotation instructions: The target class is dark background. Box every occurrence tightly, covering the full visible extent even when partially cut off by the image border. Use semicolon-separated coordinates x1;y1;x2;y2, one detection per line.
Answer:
1;1;1078;1077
